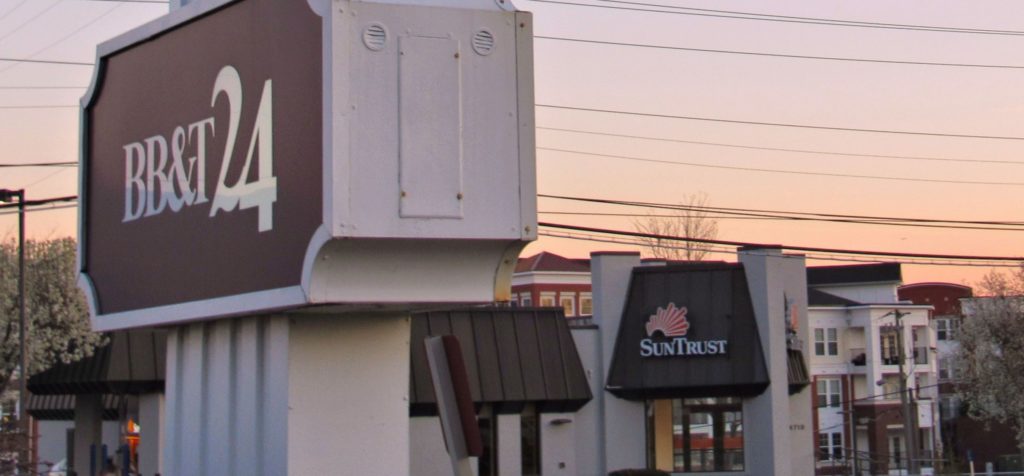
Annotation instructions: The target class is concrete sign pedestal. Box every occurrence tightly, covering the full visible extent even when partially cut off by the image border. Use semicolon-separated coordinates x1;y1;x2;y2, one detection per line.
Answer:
164;313;411;474
79;0;535;472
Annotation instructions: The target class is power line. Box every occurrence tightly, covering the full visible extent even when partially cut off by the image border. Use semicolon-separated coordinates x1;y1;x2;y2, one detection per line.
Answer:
539;194;1024;227
537;36;1024;70
538;221;1024;262
0;105;77;109
539;146;1024;186
538;104;1024;141
0;195;77;211
0;203;76;217
0;57;93;66
533;0;1024;37
0;86;85;89
0;162;77;168
0;1;29;23
74;0;168;3
75;0;167;3
538;127;1024;166
0;2;122;76
538;210;1024;232
538;230;1022;268
0;0;63;44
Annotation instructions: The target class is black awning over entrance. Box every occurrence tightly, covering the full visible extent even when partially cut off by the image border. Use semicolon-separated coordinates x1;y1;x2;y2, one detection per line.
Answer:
606;264;770;400
409;307;593;416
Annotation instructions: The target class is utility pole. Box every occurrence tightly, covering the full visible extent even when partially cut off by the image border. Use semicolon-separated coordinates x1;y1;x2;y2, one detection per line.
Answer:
0;189;28;469
891;309;919;475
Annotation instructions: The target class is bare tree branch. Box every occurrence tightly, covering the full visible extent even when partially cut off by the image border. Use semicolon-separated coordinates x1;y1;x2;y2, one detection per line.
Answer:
633;192;719;261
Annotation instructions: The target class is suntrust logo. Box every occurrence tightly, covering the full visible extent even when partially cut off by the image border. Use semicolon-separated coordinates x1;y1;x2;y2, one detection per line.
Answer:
640;302;728;358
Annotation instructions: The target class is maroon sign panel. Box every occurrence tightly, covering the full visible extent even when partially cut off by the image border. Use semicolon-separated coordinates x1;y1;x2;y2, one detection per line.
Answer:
82;0;322;317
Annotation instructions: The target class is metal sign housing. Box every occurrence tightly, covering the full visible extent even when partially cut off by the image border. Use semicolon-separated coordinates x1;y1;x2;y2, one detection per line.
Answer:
79;0;536;330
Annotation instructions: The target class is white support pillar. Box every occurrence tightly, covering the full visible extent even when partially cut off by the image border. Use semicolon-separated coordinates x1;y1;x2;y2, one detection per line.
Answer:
138;392;164;476
73;393;103;476
163;313;410;475
739;247;814;475
286;313;410;474
540;413;577;475
497;413;521;476
591;252;645;474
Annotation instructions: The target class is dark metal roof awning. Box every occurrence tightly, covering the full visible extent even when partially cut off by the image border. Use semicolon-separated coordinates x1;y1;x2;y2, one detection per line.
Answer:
27;394;127;421
787;348;811;395
410;307;593;416
28;329;166;396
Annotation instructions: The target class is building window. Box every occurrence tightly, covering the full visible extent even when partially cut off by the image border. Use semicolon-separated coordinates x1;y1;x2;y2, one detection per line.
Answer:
510;293;519;307
938;356;955;381
880;329;900;365
649;397;744;473
889;435;904;469
580;292;593;315
814;328;838;356
818;431;843;461
936;318;958;341
521;294;532;307
939;395;961;421
560;293;576;317
521;406;541;476
816;378;841;408
539;292;556;307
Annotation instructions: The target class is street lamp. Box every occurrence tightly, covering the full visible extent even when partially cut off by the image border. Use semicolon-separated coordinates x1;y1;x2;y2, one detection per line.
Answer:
0;189;26;438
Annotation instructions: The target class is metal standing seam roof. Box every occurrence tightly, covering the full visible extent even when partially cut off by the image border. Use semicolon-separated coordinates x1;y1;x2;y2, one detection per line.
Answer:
409;307;593;416
27;393;126;421
28;329;166;396
28;311;593;419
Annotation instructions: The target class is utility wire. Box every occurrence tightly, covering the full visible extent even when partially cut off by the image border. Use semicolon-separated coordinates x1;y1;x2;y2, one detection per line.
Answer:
0;2;122;76
539;230;1022;268
0;86;85;89
0;57;93;66
538;210;1024;232
537;36;1024;70
534;0;1024;37
539;194;1024;226
538;104;1024;141
0;105;77;109
0;203;76;217
74;0;167;3
538;127;1024;166
540;146;1024;186
0;195;77;210
538;221;1024;262
0;0;64;44
0;1;29;23
0;162;77;167
74;0;166;2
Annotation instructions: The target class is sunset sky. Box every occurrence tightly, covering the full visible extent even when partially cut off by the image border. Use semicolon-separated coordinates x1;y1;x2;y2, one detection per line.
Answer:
1;0;1022;288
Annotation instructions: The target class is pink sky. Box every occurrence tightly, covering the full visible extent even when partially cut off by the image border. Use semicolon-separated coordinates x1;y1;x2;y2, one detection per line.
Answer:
1;0;1021;289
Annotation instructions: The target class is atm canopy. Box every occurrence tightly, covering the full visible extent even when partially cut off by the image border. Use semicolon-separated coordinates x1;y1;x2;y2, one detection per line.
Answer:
607;263;770;400
409;308;592;416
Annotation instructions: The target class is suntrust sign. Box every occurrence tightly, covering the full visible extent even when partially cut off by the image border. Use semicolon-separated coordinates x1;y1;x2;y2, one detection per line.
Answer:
639;303;728;357
606;265;770;399
80;0;538;330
